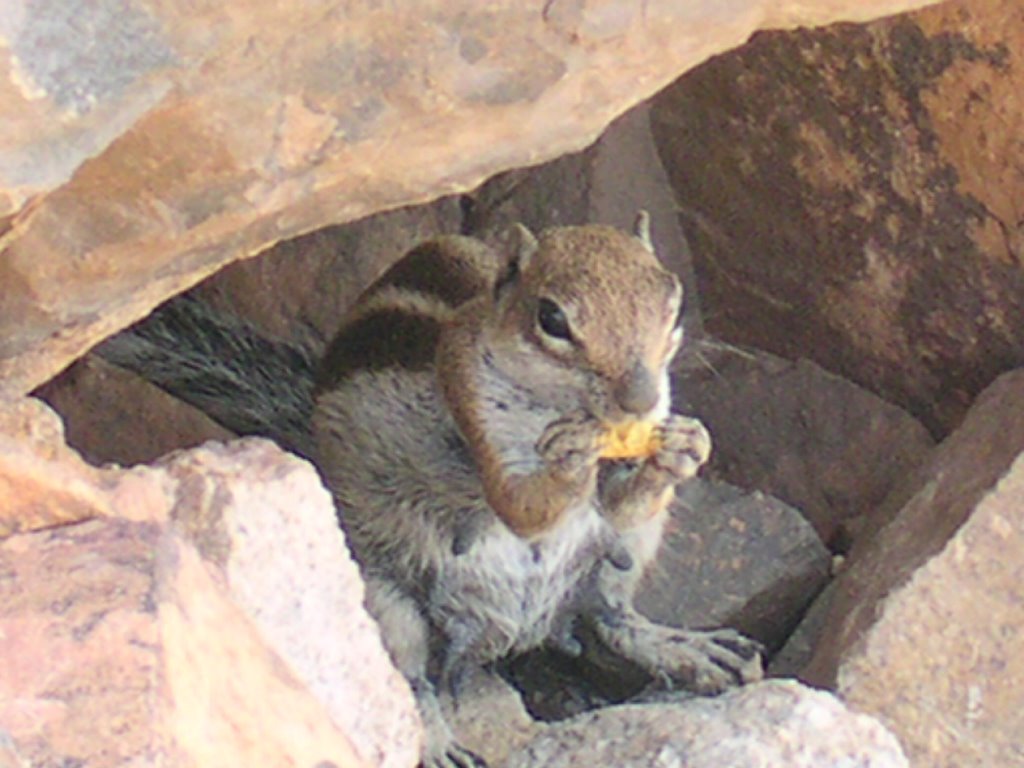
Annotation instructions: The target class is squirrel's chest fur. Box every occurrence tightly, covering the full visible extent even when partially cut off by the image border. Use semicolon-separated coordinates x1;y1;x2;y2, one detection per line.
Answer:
431;501;608;660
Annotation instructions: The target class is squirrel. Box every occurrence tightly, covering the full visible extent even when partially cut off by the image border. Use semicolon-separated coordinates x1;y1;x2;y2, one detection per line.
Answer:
310;214;764;768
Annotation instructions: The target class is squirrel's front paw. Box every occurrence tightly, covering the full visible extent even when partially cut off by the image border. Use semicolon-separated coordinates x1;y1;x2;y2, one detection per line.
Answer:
536;411;604;478
650;414;711;482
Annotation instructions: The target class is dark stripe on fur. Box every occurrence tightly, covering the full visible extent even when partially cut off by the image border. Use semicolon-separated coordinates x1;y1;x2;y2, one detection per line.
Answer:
315;308;442;395
369;239;499;309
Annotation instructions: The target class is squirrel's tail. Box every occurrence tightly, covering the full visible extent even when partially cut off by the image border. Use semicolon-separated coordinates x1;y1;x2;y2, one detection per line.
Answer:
96;294;318;458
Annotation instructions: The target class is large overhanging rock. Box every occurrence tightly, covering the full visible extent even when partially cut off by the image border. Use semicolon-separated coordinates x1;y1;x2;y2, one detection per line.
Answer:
0;0;941;397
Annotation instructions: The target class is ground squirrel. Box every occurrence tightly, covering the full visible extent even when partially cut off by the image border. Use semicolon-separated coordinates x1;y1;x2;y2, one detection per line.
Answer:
311;215;763;768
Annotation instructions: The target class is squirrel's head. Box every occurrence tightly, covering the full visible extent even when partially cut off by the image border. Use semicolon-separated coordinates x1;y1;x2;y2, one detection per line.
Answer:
487;213;683;424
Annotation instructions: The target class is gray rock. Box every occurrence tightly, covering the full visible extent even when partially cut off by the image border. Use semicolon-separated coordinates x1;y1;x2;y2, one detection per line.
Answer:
767;578;837;679
675;343;935;550
447;668;547;768
503;679;908;768
837;450;1024;768
636;480;830;653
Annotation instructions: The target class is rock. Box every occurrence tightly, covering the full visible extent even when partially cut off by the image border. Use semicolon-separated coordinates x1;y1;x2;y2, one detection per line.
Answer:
0;0;945;400
833;452;1024;767
0;731;26;768
804;368;1024;685
0;397;112;536
161;438;420;768
190;198;465;350
635;480;830;653
674;344;935;549
767;579;837;679
35;354;236;467
795;369;1024;765
0;516;368;768
503;679;908;768
0;398;418;767
447;668;547;767
651;0;1024;435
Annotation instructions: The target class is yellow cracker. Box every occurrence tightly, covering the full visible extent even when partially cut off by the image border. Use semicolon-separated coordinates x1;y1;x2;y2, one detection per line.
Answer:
598;420;661;460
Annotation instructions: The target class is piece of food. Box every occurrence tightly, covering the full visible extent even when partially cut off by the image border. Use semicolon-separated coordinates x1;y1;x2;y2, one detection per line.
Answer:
598;420;661;460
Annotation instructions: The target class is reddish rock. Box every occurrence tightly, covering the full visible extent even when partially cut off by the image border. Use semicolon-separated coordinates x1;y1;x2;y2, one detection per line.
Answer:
0;397;112;536
161;439;421;768
836;451;1024;767
0;518;368;768
651;0;1024;435
804;368;1024;686
0;0;944;400
35;354;235;467
504;680;908;768
0;398;418;767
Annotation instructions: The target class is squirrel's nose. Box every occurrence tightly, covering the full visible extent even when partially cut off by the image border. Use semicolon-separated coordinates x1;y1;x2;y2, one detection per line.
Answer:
614;362;659;416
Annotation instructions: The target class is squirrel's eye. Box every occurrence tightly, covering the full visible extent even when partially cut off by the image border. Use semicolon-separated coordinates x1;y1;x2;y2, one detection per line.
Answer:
537;298;572;341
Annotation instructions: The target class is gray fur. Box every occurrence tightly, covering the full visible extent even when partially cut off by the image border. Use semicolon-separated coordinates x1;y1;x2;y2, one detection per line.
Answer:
97;294;317;457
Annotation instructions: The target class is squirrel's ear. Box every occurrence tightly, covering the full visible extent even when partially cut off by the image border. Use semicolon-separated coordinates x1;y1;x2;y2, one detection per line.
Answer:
509;222;538;270
633;210;654;254
494;223;537;297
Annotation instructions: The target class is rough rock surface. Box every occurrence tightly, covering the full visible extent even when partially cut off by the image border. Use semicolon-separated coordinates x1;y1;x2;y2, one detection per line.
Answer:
834;452;1024;768
675;344;935;548
0;397;111;536
804;368;1024;685
504;680;908;768
0;0;943;399
651;0;1024;435
768;579;837;679
0;398;416;768
190;198;464;351
0;517;368;768
35;354;235;467
636;480;829;652
448;669;547;768
161;439;420;768
793;369;1024;765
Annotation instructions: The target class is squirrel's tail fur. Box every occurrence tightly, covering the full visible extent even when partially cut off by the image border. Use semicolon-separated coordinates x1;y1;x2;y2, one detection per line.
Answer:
96;294;318;458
